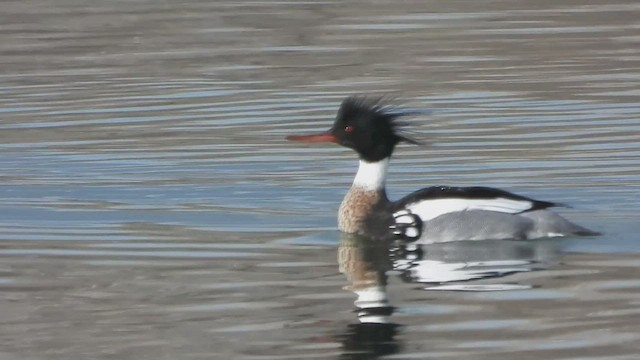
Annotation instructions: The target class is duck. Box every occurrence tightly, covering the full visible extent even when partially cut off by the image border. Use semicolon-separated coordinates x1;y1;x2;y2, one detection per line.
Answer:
287;96;599;242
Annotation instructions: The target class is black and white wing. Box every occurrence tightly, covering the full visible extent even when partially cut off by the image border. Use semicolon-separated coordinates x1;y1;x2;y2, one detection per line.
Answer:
389;186;561;240
394;186;560;220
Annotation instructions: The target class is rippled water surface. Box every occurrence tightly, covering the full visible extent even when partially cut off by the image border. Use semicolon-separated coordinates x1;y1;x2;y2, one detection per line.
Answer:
1;0;639;359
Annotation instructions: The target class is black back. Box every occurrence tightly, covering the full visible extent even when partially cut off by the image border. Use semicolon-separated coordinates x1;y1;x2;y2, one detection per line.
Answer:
393;186;560;213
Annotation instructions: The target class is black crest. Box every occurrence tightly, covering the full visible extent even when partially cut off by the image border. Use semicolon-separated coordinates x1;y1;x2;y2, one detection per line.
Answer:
332;96;419;161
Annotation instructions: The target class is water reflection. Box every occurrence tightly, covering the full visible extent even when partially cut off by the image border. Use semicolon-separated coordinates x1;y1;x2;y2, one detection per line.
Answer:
337;234;399;359
337;322;400;360
393;239;561;290
337;233;563;358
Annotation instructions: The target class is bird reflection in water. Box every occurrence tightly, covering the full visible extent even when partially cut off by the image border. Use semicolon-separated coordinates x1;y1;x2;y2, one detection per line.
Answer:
337;233;399;359
336;232;562;358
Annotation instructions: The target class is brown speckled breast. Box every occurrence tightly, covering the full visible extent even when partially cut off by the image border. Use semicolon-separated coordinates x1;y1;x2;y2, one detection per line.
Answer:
338;186;387;234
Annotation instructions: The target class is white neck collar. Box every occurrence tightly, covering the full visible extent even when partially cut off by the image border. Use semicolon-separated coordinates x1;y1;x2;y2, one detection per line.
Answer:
352;158;389;191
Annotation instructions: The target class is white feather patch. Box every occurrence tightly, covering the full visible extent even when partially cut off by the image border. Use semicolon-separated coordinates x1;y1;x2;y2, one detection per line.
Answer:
400;197;534;222
352;158;389;190
405;227;420;238
394;211;416;225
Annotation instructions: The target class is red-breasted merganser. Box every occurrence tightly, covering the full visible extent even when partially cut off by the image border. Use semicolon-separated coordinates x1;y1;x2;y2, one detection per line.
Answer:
287;96;599;242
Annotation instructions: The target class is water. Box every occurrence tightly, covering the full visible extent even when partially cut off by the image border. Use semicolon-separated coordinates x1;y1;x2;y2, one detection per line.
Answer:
1;0;639;359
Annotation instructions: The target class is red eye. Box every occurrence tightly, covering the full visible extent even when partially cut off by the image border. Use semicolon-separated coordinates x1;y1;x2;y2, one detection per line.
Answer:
344;125;354;133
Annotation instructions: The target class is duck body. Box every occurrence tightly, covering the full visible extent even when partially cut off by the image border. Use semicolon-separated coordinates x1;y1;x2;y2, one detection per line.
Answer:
288;96;599;242
339;179;597;243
